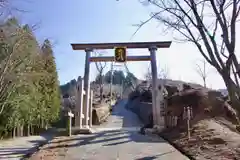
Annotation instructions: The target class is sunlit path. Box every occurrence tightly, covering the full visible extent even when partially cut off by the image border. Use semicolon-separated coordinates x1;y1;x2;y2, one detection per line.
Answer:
61;100;189;160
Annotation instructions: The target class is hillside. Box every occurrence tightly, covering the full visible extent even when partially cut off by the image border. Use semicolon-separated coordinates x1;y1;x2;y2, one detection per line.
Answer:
60;70;140;98
60;75;204;99
126;79;240;160
60;78;125;98
218;89;228;96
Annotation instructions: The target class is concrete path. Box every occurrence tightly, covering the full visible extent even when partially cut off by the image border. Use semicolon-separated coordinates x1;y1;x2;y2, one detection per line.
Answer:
0;132;54;160
62;100;189;160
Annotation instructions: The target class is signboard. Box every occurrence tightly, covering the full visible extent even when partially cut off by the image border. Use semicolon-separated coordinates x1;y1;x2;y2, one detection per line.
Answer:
114;47;126;62
68;111;74;117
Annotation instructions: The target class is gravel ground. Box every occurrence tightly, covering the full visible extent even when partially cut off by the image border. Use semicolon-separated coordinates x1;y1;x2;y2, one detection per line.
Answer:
30;100;189;160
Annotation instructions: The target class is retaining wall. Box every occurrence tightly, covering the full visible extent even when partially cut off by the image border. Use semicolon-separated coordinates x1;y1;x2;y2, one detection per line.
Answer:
126;99;152;125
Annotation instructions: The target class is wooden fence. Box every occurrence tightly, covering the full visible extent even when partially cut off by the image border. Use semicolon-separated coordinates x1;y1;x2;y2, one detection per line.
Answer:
162;99;193;129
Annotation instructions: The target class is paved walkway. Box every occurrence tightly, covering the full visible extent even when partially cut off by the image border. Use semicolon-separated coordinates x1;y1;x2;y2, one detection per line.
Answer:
62;100;189;160
0;133;54;160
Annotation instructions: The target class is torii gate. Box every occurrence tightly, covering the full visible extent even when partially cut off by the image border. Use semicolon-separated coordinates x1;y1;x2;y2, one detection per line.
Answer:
71;41;172;131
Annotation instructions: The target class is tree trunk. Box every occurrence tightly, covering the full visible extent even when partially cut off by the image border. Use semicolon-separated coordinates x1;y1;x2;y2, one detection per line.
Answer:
13;127;16;138
41;118;44;129
18;125;23;137
222;72;240;115
17;126;20;137
100;85;103;102
27;125;30;136
45;124;48;130
100;75;103;102
30;125;33;135
203;77;206;88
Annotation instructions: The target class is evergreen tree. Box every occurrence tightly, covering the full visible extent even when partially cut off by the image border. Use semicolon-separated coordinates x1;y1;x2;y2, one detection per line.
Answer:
0;18;40;137
0;18;61;138
41;39;61;126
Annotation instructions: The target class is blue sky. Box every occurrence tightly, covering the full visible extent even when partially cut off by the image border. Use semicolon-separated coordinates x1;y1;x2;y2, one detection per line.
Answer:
10;0;232;89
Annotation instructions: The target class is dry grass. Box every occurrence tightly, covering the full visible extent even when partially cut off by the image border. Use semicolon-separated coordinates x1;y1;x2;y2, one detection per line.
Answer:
162;118;240;160
29;136;74;160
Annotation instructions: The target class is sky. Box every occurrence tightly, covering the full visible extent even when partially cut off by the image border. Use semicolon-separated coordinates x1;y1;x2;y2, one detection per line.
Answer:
8;0;239;89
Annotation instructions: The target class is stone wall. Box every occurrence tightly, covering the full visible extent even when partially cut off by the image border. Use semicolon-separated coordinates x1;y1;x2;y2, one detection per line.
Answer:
126;98;152;125
92;104;110;125
92;100;116;125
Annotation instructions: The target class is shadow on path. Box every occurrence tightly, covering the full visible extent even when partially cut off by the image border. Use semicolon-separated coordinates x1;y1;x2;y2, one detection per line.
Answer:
0;129;56;159
134;151;176;160
40;100;189;160
44;128;165;150
45;100;164;150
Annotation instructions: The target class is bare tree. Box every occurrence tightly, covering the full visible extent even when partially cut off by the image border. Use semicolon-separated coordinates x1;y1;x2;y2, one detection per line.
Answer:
144;65;152;81
94;51;107;102
0;0;7;16
144;64;169;81
136;0;240;114
195;59;208;88
231;63;240;87
158;66;169;80
0;0;29;19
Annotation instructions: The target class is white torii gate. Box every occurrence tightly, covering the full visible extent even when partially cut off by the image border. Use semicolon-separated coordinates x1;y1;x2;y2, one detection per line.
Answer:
71;41;172;131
